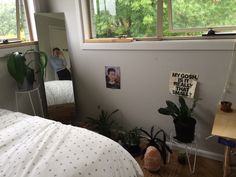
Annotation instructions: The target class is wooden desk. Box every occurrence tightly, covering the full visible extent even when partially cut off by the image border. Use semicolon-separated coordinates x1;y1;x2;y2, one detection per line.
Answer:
212;108;236;177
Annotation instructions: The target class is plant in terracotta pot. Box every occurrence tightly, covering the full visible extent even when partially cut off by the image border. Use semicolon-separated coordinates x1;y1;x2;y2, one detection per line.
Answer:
140;126;172;171
158;96;199;143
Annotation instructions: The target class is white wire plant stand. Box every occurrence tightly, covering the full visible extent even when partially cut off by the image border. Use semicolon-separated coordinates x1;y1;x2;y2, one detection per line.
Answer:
168;131;198;174
15;86;44;116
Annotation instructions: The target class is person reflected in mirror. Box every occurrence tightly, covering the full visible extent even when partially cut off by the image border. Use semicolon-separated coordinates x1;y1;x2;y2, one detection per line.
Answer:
49;47;71;80
106;67;120;89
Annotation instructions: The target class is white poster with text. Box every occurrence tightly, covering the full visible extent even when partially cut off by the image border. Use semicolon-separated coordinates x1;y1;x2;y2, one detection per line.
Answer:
169;71;198;98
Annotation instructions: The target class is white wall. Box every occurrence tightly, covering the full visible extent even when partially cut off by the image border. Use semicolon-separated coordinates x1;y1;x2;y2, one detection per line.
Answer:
37;0;236;157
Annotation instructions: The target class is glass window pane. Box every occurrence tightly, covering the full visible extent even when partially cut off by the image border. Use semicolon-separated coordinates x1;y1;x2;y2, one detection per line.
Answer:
0;0;17;40
170;0;236;31
91;0;157;38
163;0;201;37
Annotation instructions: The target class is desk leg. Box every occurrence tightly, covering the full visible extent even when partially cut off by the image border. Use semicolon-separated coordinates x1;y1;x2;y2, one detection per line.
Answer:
223;146;230;177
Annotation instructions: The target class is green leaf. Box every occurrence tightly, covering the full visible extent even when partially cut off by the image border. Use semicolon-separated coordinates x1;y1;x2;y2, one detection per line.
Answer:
26;67;35;84
166;100;180;115
139;128;152;139
39;51;48;77
107;109;119;119
190;97;201;114
7;52;27;84
179;96;190;118
158;108;176;119
25;50;48;78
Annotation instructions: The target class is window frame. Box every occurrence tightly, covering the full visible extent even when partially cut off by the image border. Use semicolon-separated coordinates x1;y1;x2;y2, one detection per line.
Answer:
81;0;236;43
0;0;33;42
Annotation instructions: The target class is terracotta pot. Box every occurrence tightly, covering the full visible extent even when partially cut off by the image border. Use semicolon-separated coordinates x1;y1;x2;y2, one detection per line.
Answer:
221;101;232;112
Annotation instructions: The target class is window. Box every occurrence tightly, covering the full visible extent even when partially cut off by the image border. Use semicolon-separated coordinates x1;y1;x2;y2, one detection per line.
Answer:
0;0;33;42
169;0;236;32
90;0;157;38
85;0;236;40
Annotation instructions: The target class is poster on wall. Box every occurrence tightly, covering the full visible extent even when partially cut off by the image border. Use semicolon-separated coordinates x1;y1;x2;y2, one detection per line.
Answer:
169;71;199;98
105;66;121;89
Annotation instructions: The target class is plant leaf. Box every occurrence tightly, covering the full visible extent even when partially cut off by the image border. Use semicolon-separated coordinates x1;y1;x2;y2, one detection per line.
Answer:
190;97;201;114
26;67;35;84
166;100;180;115
150;126;154;139
107;109;119;119
139;128;151;139
7;52;26;84
158;108;176;119
179;96;189;118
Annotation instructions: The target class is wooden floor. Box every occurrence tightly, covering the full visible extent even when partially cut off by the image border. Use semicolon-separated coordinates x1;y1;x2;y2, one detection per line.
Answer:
135;152;235;177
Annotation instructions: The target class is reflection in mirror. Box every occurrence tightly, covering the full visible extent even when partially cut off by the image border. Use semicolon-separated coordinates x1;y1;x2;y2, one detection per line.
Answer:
35;13;75;125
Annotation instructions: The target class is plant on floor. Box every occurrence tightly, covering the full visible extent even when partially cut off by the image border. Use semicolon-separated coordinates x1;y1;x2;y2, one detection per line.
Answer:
86;108;119;138
140;126;172;165
177;151;187;165
122;127;141;157
158;96;199;143
7;49;48;91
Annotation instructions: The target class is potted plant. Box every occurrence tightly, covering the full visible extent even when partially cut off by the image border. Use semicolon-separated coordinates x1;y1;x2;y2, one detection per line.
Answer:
7;50;47;91
122;127;141;157
158;96;199;143
140;126;172;165
86;108;119;138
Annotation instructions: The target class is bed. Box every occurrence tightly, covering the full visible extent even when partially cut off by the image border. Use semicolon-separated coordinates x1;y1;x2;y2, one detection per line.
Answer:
0;109;143;177
44;80;76;124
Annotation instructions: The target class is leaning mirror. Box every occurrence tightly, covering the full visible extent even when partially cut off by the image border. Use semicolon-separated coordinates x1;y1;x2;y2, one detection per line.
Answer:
35;13;76;124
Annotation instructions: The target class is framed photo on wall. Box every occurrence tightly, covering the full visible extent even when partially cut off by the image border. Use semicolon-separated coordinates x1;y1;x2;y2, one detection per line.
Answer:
105;66;121;89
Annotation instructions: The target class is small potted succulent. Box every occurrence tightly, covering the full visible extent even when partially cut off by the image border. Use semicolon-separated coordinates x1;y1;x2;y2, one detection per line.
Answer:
158;96;199;143
122;127;141;157
7;50;47;91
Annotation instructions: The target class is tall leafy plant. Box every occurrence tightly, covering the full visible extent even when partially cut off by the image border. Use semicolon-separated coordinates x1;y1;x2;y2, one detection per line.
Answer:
158;96;200;143
7;50;47;90
158;96;198;121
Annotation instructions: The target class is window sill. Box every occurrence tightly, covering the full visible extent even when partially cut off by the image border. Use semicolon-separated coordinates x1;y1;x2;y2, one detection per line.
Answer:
0;41;38;49
85;38;133;43
81;38;236;51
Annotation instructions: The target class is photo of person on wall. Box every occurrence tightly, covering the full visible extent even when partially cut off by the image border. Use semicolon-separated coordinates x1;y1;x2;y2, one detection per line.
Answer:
49;47;71;80
105;66;121;89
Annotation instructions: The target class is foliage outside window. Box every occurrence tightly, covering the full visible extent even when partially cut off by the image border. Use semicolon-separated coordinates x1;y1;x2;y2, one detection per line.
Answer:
170;0;236;32
90;0;157;38
0;0;31;42
89;0;236;39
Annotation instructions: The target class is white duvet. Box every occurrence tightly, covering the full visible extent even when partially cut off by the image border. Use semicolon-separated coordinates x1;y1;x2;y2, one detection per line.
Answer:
45;80;75;106
0;109;143;177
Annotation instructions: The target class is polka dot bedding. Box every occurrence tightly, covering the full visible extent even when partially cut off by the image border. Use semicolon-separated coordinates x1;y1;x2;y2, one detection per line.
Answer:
0;109;144;177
